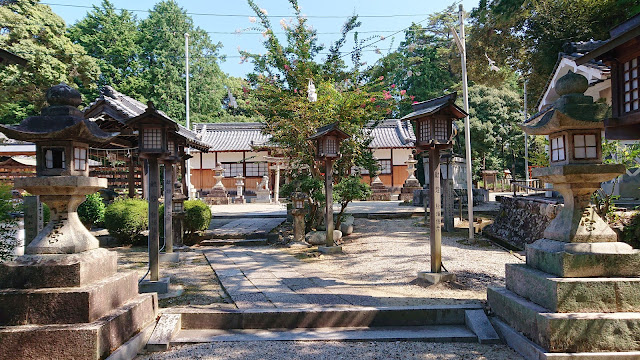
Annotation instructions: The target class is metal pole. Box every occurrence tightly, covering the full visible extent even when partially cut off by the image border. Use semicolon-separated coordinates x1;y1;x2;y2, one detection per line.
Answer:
274;163;281;204
148;157;160;282
429;147;442;273
184;32;192;198
164;163;173;253
524;80;529;186
459;4;474;241
325;159;334;247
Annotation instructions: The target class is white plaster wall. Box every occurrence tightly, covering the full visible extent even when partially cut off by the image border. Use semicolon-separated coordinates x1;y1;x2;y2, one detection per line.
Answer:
217;152;243;163
392;148;413;166
373;148;391;160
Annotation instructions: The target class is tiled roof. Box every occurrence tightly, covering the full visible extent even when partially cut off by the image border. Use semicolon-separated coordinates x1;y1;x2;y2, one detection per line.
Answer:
194;123;271;152
365;119;415;148
401;93;467;121
85;86;147;121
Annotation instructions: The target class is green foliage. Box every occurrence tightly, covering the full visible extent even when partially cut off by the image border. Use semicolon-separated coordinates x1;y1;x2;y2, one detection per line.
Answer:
333;175;371;228
0;186;19;262
594;140;640;219
104;198;148;243
622;211;640;249
183;200;211;240
42;202;50;225
0;0;100;124
77;192;105;228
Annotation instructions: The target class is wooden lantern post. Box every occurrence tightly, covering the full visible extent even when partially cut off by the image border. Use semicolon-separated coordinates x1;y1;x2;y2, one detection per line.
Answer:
307;123;349;253
402;93;467;283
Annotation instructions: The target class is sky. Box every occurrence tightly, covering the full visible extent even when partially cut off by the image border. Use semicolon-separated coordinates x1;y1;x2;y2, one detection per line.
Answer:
45;0;480;78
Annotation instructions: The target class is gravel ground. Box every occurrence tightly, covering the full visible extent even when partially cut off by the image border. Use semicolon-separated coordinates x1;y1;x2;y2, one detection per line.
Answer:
281;218;525;306
136;341;524;359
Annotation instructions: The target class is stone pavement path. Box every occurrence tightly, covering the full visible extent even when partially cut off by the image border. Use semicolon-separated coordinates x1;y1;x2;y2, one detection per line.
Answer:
203;248;356;309
206;218;285;238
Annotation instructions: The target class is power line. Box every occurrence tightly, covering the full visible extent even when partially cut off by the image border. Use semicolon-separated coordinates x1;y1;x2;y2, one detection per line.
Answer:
42;2;429;19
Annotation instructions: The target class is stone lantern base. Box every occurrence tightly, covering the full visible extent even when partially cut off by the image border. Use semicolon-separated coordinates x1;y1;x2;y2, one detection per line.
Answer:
0;248;157;360
205;187;230;205
399;177;421;202
369;176;391;201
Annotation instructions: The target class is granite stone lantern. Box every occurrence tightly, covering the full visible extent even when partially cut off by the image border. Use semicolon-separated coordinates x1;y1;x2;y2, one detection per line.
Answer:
399;153;422;202
402;93;467;284
308;123;349;254
486;72;640;357
0;84;157;359
291;192;308;242
234;174;246;204
206;161;230;204
161;133;181;259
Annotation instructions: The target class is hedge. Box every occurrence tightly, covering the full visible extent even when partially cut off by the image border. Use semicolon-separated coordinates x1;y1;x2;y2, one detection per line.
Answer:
104;198;148;244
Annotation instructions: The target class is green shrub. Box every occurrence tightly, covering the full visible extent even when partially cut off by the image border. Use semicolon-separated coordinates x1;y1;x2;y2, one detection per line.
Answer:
0;186;19;262
622;211;640;249
78;192;105;228
42;202;50;225
104;198;148;244
183;200;211;242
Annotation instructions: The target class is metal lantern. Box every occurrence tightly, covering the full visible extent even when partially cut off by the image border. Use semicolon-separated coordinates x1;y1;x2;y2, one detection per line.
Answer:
291;192;308;209
307;123;349;160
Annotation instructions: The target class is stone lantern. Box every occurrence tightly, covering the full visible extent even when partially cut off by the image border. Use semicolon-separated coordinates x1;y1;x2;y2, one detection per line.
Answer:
400;153;422;202
402;93;467;284
308;123;349;254
291;192;308;242
0;84;157;359
487;71;640;357
233;174;246;204
172;181;187;247
206;161;230;205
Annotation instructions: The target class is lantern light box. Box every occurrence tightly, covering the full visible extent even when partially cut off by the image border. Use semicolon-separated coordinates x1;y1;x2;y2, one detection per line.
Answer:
307;123;349;159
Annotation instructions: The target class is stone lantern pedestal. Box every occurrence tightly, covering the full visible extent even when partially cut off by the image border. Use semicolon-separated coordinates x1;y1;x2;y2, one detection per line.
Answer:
400;154;421;202
488;72;640;358
206;162;230;205
292;208;307;242
369;173;391;201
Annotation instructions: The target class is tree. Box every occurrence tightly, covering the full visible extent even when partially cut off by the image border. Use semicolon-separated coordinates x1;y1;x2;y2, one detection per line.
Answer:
68;0;142;100
333;175;371;229
0;0;100;124
468;0;640;110
137;0;226;124
242;0;409;228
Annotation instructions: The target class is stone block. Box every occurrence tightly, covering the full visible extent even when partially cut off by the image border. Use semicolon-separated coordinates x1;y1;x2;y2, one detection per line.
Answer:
139;277;170;294
159;252;180;263
147;313;181;352
339;222;353;235
526;239;640;277
464;309;500;344
318;245;342;254
506;263;640;313
417;271;456;284
0;293;157;360
0;271;139;325
488;286;640;353
0;248;118;289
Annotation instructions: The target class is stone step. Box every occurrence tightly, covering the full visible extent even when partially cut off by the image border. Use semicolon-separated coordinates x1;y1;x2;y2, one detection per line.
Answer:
506;263;640;313
0;271;140;325
0;293;157;360
488;286;640;353
172;325;477;343
464;309;500;344
147;314;181;352
171;304;484;330
199;238;268;246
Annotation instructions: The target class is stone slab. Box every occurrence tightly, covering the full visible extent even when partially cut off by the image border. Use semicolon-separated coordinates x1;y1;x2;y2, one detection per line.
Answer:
527;239;640;277
175;305;482;330
492;317;640;360
172;325;476;343
0;293;157;360
159;252;180;263
105;321;155;360
318;245;343;254
464;309;500;344
0;248;118;289
139;277;170;294
0;271;139;325
417;271;457;284
488;286;640;353
506;263;640;313
200;239;268;246
147;313;181;352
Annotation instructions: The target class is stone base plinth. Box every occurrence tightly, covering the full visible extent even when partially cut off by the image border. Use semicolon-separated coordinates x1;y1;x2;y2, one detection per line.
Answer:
506;263;640;313
233;196;246;204
488;287;640;353
0;248;117;289
0;271;138;325
159;252;180;263
399;186;421;202
205;196;230;205
526;239;640;277
318;245;342;254
0;293;157;360
139;277;170;294
254;190;271;203
417;271;456;285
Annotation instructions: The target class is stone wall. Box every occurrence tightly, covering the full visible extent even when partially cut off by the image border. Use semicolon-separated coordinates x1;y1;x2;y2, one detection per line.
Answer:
484;196;562;250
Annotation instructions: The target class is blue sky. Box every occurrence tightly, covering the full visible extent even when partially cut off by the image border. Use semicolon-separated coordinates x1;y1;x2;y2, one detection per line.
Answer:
45;0;479;78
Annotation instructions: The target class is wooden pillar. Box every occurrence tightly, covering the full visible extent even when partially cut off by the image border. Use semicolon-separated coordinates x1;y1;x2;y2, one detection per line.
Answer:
128;154;135;198
199;151;203;193
181;155;188;197
147;157;160;281
142;159;149;200
428;147;442;273
164;163;174;253
390;149;395;187
325;159;334;247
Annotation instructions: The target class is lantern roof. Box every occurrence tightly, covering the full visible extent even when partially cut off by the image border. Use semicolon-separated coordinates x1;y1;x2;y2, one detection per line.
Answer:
521;71;608;136
307;122;350;141
575;13;640;65
0;83;118;146
401;93;467;121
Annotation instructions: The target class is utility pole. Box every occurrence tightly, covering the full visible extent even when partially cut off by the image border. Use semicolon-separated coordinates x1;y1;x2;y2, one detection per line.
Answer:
451;4;474;241
184;32;192;198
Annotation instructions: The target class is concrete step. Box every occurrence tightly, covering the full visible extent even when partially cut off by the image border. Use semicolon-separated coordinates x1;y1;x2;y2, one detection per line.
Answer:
201;230;270;240
172;325;477;343
199;238;268;246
